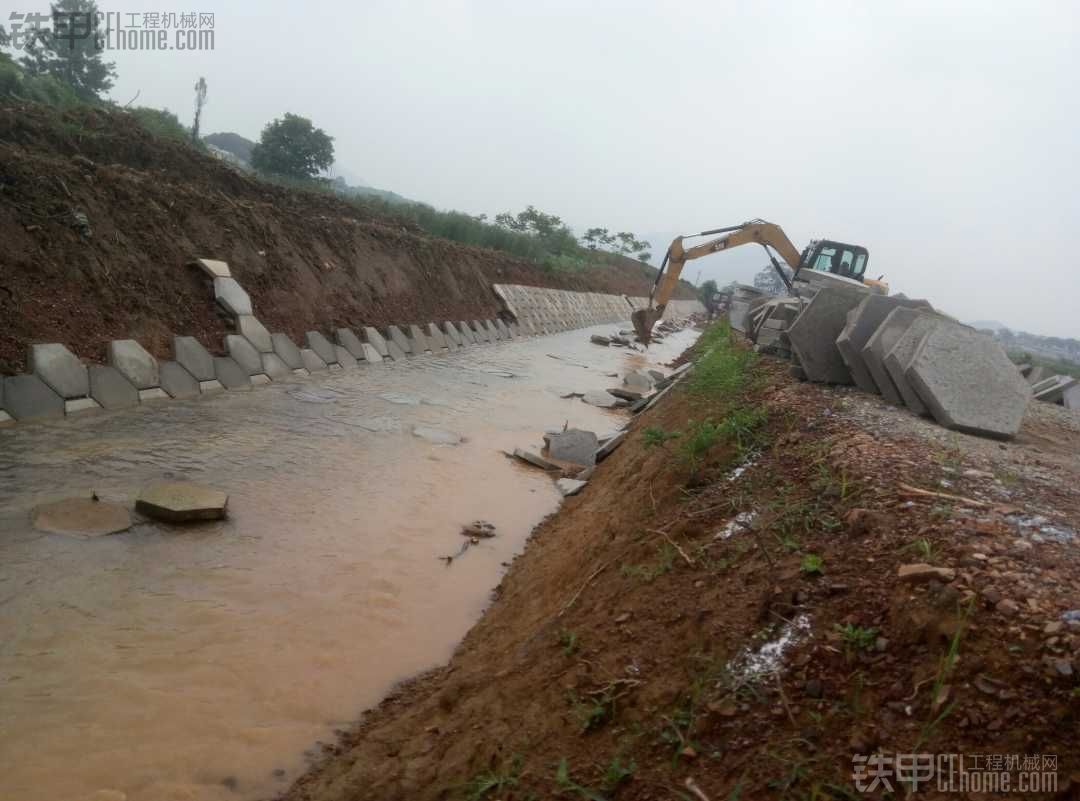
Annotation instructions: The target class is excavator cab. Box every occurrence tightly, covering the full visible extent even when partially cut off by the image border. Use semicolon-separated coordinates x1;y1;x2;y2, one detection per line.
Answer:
796;239;869;282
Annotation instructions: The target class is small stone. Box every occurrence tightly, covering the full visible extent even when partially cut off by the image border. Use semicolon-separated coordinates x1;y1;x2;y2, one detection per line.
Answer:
803;679;823;698
1044;621;1063;635
135;481;228;523
590;335;611;346
995;598;1020;616
461;520;495;538
614;612;631;623
898;563;956;583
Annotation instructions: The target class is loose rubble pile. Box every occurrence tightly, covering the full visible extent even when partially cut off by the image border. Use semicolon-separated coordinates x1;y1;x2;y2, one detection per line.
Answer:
726;273;1034;439
1020;366;1080;408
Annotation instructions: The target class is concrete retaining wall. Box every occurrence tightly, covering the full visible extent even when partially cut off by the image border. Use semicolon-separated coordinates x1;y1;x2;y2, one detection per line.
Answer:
0;271;700;428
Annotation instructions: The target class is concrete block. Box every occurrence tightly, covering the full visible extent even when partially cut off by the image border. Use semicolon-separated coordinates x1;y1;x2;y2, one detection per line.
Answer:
136;481;228;522
836;295;933;394
328;363;343;372
251;374;272;385
385;339;408;361
548;429;598;467
225;334;264;375
359;343;383;363
293;369;309;377
173;336;216;381
88;365;139;410
884;315;959;416
271;333;304;369
237;315;273;352
1064;383;1080;410
425;323;448;350
442;321;463;346
386;325;413;355
214;357;252;390
405;324;428;353
472;321;490;343
785;286;867;384
261;352;292;379
335;345;358;369
65;397;103;415
336;328;366;359
139;388;170;402
107;339;159;389
200;380;225;394
363;327;390;357
2;374;65;421
1034;376;1078;404
456;322;476;344
159;361;200;399
29;343;88;399
906;325;1030;438
213;276;252;317
861;307;929;406
484;320;502;340
305;331;337;365
300;348;328;372
495;319;511;339
508;323;520;338
1026;365;1050;385
191;258;230;278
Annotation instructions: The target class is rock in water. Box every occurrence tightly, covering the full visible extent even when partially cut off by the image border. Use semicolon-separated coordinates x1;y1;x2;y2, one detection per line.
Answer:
582;390;619;408
548;428;599;467
32;497;132;538
136;481;228;523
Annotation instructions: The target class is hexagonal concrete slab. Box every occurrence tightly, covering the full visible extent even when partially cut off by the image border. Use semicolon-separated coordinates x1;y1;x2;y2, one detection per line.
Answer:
65;397;102;415
237;315;273;352
906;325;1029;439
191;258;230;278
2;374;64;421
213;276;253;317
884;314;957;416
385;339;407;361
159;361;200;399
139;388;170;402
386;325;412;354
88;365;139;410
336;328;365;359
305;331;337;364
425;323;448;350
484;320;502;340
335;345;358;369
107;339;159;389
214;357;252;390
785;287;867;384
300;348;328;372
359;343;383;363
495;319;511;338
200;380;225;394
836;295;932;394
29;343;88;399
225;334;263;375
32;497;132;538
408;324;430;353
136;481;228;522
271;333;303;369
174;336;215;381
362;327;390;357
861;307;931;406
471;321;490;343
260;352;292;379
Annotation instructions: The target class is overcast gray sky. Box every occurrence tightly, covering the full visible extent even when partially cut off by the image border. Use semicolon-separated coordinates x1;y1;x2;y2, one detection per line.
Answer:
101;1;1078;336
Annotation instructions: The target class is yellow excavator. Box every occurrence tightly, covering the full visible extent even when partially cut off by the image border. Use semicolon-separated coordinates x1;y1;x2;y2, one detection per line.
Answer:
631;219;886;345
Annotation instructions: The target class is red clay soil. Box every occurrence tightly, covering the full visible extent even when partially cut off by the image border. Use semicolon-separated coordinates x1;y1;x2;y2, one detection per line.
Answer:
0;103;693;374
280;333;1080;801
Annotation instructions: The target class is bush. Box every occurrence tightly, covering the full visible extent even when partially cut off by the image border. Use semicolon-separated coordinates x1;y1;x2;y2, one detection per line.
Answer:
0;57;80;108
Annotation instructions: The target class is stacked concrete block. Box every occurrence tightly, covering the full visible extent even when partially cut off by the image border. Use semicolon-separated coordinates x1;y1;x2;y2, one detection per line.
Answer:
728;285;765;333
906;325;1029;439
213;277;253;317
261;352;293;379
862;307;930;406
484;320;502;340
334;345;359;369
213;357;252;391
425;323;448;351
883;314;959;416
1064;383;1080;410
385;339;408;361
836;295;933;394
88;365;139;410
107;339;160;400
1026;365;1050;385
407;324;431;353
305;331;338;366
159;361;200;399
336;328;366;360
225;334;265;376
2;374;65;421
29;343;89;408
271;333;304;369
1032;375;1078;404
386;325;413;355
363;327;390;357
174;336;215;383
786;287;869;384
359;343;384;363
456;322;477;345
237;316;273;352
442;322;463;346
300;348;328;372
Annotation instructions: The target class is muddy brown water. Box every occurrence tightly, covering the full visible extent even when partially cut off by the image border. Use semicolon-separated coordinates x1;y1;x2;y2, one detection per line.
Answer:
0;324;699;801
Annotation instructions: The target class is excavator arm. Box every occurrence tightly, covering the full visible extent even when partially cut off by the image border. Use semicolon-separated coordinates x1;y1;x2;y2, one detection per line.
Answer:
632;220;803;345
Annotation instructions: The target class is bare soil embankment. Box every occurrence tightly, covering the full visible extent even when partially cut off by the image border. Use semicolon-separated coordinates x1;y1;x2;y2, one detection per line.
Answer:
282;328;1080;800
0;103;691;374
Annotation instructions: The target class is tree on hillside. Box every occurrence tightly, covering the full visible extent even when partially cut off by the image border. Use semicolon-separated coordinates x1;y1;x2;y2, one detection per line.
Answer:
20;0;116;101
636;251;652;264
250;113;335;180
581;227;606;250
191;77;207;143
494;206;577;255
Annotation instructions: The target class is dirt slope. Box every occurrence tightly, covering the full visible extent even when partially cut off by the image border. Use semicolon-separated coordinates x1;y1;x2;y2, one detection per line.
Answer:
282;329;1080;801
0;103;690;374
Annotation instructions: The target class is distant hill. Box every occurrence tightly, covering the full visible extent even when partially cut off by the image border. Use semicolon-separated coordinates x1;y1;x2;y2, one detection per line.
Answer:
969;319;1010;332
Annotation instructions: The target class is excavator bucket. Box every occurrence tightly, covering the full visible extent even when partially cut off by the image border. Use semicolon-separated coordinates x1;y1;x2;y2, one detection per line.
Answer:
631;306;662;347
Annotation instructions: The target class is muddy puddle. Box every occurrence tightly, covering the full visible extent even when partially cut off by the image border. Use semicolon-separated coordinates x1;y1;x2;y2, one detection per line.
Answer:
0;324;699;801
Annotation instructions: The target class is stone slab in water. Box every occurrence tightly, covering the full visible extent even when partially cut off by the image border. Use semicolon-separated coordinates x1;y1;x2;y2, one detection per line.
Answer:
385;339;407;361
412;426;462;445
583;390;619;408
107;339;159;389
32;497;132;537
2;373;65;421
136;481;228;522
